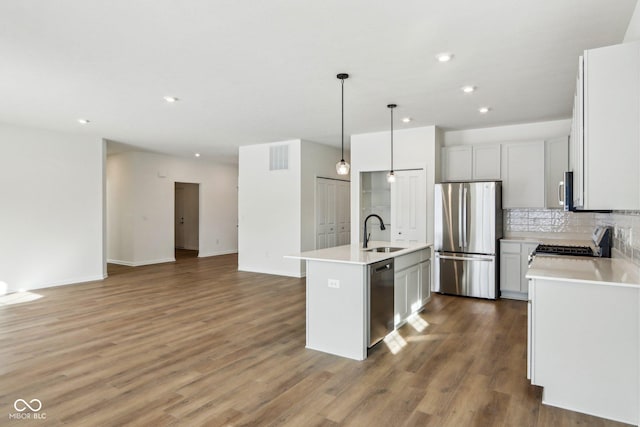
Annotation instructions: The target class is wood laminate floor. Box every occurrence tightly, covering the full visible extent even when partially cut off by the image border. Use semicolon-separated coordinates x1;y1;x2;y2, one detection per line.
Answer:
0;254;632;426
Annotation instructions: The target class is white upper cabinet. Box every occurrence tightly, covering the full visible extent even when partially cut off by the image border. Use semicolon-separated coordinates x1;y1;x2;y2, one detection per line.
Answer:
501;141;545;208
442;146;472;181
472;144;502;180
545;136;569;209
579;41;640;210
442;144;501;181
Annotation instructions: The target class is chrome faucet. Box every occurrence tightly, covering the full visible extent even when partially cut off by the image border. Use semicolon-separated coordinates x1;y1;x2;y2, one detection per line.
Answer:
363;214;386;248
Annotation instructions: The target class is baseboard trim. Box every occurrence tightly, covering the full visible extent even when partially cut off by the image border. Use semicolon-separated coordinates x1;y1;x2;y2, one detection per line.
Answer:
197;250;238;258
12;274;106;292
107;258;176;267
237;266;304;278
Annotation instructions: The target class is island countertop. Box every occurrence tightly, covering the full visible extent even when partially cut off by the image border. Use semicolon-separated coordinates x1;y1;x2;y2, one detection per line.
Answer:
286;241;431;265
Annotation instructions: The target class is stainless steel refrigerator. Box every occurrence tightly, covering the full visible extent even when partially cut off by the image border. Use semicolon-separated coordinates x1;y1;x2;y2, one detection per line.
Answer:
434;181;502;299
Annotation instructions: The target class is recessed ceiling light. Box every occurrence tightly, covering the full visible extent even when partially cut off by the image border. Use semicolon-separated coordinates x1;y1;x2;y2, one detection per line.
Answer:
436;52;453;62
479;107;491;114
462;86;476;93
163;96;179;103
77;119;90;124
402;117;412;123
194;153;201;157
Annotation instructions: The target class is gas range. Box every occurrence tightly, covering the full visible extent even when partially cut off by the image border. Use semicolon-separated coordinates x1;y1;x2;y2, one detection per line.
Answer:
530;226;612;262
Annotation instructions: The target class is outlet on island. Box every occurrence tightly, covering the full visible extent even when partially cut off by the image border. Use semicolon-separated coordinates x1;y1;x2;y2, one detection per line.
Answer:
328;279;340;289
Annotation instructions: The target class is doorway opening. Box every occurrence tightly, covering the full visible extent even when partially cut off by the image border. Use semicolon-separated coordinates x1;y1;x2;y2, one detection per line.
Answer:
174;182;200;260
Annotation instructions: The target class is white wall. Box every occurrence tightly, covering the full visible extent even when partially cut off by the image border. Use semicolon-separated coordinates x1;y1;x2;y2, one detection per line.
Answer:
624;1;640;42
350;126;438;245
238;140;302;277
0;123;105;292
443;119;572;146
107;151;238;266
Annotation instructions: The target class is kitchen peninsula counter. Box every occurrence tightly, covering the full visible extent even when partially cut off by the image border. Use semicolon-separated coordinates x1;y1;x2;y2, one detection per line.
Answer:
526;255;640;424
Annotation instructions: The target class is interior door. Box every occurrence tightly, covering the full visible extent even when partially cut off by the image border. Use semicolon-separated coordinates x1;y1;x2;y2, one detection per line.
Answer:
174;186;185;249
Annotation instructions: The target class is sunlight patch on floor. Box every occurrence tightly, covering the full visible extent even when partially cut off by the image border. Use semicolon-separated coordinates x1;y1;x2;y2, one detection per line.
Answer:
407;313;429;332
0;291;43;306
383;330;407;354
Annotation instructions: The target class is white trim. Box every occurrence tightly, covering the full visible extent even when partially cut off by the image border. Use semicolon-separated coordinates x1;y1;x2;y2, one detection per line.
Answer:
107;258;176;267
17;274;106;291
197;250;238;258
237;266;305;278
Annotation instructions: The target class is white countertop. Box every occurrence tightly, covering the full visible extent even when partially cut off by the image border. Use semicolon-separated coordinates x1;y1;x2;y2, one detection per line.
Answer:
502;236;594;248
286;241;431;265
526;255;640;288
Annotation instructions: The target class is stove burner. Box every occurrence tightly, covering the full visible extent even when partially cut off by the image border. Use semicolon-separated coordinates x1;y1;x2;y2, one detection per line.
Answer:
534;244;595;257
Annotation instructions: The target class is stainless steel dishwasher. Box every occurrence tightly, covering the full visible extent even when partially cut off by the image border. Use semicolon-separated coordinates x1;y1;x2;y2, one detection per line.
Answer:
368;259;394;347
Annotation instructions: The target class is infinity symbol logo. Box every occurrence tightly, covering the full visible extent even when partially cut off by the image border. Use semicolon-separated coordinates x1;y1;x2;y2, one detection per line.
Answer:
14;399;42;412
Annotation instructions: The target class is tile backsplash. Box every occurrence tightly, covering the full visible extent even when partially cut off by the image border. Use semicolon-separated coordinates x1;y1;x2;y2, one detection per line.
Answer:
504;209;596;235
504;209;640;265
595;211;640;264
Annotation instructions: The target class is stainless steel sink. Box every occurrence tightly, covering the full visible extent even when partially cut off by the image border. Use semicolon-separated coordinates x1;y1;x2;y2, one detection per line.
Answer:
366;247;404;253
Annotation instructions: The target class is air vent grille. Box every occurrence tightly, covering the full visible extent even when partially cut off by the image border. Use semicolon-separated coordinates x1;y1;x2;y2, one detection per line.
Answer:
269;144;289;171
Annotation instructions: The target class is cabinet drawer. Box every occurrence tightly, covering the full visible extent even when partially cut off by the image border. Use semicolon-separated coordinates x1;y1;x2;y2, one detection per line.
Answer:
501;242;521;254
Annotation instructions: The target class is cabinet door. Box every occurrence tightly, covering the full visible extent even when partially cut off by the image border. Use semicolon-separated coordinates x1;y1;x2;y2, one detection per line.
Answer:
472;144;501;180
500;251;521;293
545;137;569;209
406;265;421;315
442;146;472;181
420;259;431;306
520;243;539;293
394;269;408;326
501;141;545;208
584;42;640;210
391;169;426;244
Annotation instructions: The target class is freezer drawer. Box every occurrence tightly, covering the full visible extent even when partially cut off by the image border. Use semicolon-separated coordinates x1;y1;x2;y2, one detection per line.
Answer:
434;252;497;299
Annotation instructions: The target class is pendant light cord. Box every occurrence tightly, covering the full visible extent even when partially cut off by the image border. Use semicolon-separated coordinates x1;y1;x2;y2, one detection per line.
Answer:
341;78;345;161
390;105;394;172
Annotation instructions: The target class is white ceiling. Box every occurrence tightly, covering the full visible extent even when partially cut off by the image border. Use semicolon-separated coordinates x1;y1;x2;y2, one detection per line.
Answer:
0;0;636;163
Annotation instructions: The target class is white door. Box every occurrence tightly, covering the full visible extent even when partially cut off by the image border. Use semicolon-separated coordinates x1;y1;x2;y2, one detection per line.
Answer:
316;178;349;249
337;181;351;245
391;169;426;243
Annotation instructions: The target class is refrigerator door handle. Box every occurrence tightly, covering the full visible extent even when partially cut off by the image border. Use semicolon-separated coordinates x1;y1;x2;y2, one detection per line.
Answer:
463;186;468;248
437;254;494;262
458;187;463;248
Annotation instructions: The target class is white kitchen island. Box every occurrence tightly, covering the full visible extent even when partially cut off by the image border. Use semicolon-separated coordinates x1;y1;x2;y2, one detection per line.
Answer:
526;255;640;425
287;241;431;361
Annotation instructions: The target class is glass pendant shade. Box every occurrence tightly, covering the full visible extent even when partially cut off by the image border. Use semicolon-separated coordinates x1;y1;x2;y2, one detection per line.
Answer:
387;170;396;183
336;159;350;175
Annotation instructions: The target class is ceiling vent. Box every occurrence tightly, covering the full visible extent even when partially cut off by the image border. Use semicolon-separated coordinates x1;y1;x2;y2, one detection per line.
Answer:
269;144;289;171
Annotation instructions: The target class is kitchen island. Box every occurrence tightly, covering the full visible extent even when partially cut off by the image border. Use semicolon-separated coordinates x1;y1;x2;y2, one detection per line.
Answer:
526;255;640;425
287;242;431;361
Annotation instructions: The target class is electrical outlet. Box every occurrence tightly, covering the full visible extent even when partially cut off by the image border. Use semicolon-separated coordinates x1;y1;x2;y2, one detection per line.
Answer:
328;279;340;289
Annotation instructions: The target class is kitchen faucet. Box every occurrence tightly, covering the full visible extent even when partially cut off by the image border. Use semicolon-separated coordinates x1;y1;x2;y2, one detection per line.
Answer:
363;214;386;248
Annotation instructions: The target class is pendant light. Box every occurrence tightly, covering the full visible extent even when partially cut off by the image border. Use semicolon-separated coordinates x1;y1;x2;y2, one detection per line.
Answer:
387;104;397;183
336;73;350;175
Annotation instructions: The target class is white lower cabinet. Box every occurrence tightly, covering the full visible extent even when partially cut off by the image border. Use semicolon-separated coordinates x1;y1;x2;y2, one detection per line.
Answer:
528;277;639;424
500;241;539;300
394;249;431;327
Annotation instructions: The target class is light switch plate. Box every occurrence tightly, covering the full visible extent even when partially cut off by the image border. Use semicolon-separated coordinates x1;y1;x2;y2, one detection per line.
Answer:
328;279;340;289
